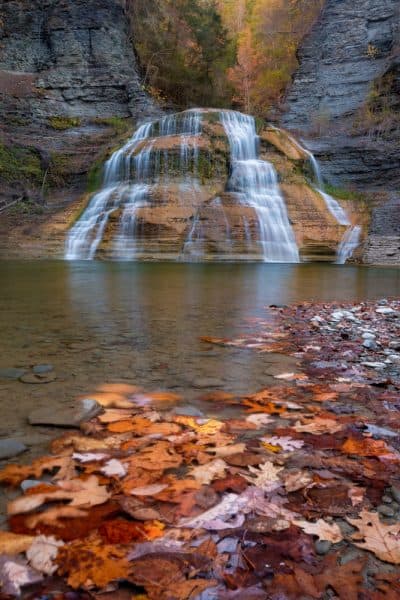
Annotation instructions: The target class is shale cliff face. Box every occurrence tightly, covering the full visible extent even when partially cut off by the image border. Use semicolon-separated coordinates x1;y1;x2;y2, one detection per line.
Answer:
0;0;158;211
282;0;400;190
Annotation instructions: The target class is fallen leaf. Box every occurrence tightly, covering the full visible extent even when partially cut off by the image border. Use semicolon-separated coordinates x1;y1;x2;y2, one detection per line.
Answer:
206;443;246;457
0;555;42;596
262;436;304;452
341;436;399;459
245;414;274;427
0;531;34;555
294;418;342;435
130;483;168;496
243;461;283;492
0;455;76;487
347;510;400;563
26;535;64;575
283;469;313;492
293;518;343;543
57;536;129;589
101;459;127;478
189;459;227;485
25;506;88;530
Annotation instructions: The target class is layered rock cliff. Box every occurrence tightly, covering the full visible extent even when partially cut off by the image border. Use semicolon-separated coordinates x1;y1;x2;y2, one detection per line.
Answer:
282;0;400;190
0;0;158;212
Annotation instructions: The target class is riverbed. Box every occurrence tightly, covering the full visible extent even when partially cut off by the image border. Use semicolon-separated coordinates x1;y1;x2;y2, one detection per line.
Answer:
0;261;399;463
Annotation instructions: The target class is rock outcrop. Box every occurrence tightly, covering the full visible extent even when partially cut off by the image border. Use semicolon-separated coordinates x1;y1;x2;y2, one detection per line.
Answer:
0;0;158;213
282;0;400;190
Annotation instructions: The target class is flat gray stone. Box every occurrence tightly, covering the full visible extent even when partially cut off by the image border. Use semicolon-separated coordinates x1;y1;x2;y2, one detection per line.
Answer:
0;439;27;459
28;399;102;428
32;364;54;375
172;406;205;417
0;368;27;380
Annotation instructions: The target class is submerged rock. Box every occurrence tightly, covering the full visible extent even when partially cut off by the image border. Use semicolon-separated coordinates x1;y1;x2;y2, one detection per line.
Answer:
0;439;27;459
0;368;27;380
28;399;101;428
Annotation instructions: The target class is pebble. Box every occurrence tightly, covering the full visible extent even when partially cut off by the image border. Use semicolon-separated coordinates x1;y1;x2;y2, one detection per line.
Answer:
382;495;393;504
315;540;332;555
0;439;27;459
0;367;27;380
388;354;400;365
362;332;376;340
391;486;400;504
363;339;377;350
378;504;395;517
361;362;386;369
28;398;101;427
172;406;205;417
376;307;396;315
389;340;400;350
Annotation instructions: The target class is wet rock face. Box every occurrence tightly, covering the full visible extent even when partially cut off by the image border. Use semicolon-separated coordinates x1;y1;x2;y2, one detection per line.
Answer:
282;0;400;189
0;0;155;121
0;0;158;212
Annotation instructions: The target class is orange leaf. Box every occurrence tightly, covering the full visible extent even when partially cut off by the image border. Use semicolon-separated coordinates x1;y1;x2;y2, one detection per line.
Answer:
341;437;399;459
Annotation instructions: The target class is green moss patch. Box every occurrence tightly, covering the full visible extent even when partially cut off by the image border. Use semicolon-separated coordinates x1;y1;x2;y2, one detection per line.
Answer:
48;116;82;130
92;117;131;135
0;143;43;185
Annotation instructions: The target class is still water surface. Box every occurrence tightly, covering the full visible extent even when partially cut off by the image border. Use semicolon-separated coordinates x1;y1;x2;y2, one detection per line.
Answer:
0;261;399;454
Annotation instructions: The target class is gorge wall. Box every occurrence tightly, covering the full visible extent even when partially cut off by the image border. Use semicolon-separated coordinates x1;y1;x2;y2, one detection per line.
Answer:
0;0;158;213
282;0;400;190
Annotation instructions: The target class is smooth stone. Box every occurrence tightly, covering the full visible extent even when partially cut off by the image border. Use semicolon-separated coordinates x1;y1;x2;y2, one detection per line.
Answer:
0;368;27;380
361;362;386;369
362;332;376;340
191;377;224;389
365;424;398;438
28;399;101;428
382;495;394;504
0;439;27;459
391;486;400;503
389;340;400;350
315;540;332;555
378;504;395;517
376;307;396;315
20;372;57;384
388;354;400;365
363;339;377;350
32;364;54;375
172;406;205;417
21;479;48;492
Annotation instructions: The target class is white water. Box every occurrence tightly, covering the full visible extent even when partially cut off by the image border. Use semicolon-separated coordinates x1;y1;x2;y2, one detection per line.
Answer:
281;130;360;261
336;226;362;264
219;111;299;263
65;111;202;260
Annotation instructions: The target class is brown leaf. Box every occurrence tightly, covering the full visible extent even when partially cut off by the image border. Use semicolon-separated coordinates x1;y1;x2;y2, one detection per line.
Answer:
347;510;400;564
315;554;365;600
57;536;129;589
0;531;34;554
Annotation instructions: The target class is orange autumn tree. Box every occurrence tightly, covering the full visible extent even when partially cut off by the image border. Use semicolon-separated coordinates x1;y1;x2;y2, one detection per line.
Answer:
227;26;262;113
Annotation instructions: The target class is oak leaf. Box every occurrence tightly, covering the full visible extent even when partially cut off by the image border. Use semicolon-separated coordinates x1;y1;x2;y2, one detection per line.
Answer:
347;510;400;563
262;436;304;452
0;455;76;487
189;459;227;484
293;518;343;543
294;417;342;435
341;436;399;459
243;461;283;492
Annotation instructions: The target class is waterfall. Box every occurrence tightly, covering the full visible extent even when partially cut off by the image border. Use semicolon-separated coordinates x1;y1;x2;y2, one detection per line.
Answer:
281;130;360;262
219;111;299;263
65;111;202;260
336;226;362;264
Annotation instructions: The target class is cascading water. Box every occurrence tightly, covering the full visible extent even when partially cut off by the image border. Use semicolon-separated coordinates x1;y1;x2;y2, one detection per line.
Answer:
65;111;203;260
280;129;361;262
219;111;299;263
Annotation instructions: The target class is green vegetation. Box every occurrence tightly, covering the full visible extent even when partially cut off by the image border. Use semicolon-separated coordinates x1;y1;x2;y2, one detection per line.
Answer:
93;117;131;135
87;157;105;193
7;200;45;216
0;143;43;184
48;116;82;130
323;183;365;202
47;153;73;188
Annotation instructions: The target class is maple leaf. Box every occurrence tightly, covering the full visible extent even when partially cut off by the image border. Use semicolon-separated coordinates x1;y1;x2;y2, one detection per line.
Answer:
0;531;34;555
57;536;129;589
262;436;304;452
243;461;283;491
26;535;64;575
347;510;400;564
294;417;342;435
293;518;343;543
0;556;43;596
189;459;228;484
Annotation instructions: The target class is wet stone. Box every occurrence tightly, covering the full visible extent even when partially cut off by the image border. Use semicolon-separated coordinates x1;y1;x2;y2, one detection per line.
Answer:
28;398;102;428
0;368;27;380
0;439;27;459
382;495;394;504
20;372;57;384
363;339;377;350
32;364;54;375
172;405;205;417
378;504;395;517
315;540;332;555
391;486;400;504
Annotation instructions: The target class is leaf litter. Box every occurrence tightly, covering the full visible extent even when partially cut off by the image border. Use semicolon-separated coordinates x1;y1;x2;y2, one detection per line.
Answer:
0;299;400;598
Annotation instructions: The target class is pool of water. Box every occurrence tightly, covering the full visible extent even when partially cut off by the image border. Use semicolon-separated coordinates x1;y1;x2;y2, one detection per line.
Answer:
0;261;399;457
